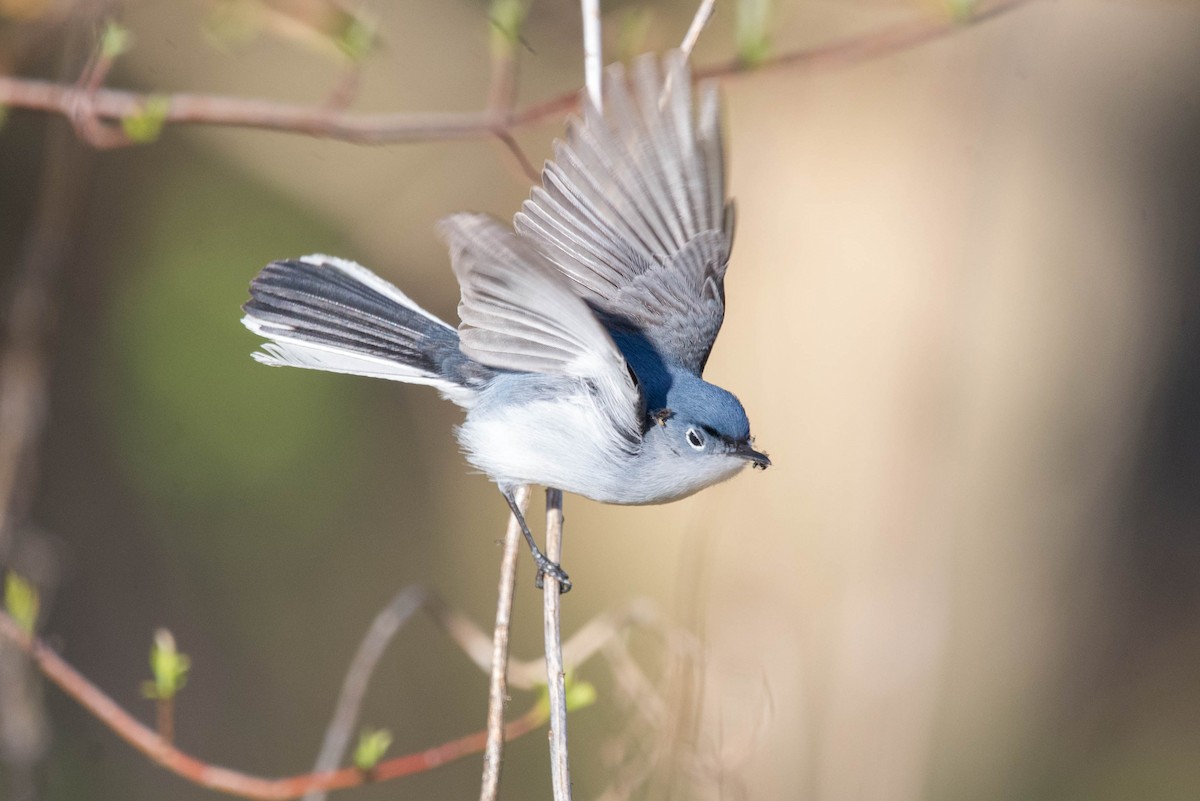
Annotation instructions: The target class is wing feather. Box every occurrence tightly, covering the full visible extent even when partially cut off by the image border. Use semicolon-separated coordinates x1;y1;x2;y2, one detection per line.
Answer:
515;50;734;375
440;213;642;444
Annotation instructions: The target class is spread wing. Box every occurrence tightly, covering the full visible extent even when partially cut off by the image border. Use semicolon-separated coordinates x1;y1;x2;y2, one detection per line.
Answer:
514;50;735;376
441;213;643;447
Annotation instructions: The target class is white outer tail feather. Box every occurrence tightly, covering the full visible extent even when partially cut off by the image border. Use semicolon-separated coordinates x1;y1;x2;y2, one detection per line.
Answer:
241;254;475;405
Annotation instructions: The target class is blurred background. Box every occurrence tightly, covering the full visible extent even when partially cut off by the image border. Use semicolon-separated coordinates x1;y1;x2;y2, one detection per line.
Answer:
2;0;1199;799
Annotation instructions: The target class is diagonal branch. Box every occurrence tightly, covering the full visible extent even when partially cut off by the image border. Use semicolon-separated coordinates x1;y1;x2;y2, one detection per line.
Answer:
0;608;546;800
0;0;1033;147
0;590;672;800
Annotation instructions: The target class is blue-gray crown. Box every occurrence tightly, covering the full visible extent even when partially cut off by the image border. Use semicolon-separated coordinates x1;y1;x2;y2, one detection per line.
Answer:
665;373;750;441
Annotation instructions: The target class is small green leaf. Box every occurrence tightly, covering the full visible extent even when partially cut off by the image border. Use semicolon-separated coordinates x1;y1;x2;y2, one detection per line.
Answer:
353;728;392;771
121;95;169;143
101;19;133;59
489;0;528;58
564;674;597;712
4;572;39;635
736;0;772;68
533;670;597;717
143;628;190;699
336;14;376;62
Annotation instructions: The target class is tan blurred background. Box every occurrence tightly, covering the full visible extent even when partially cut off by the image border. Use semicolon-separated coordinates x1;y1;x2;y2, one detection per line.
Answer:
2;0;1199;799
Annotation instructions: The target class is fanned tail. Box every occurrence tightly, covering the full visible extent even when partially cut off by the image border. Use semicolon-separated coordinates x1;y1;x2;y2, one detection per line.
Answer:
241;254;487;406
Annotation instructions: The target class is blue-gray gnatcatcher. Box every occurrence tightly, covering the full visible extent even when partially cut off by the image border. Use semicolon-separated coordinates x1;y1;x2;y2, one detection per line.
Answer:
241;51;769;591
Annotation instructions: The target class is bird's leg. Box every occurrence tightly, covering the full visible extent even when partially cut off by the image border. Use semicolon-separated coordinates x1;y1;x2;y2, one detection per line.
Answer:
502;489;572;593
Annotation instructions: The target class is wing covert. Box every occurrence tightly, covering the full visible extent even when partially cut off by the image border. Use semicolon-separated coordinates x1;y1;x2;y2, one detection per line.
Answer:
441;213;643;445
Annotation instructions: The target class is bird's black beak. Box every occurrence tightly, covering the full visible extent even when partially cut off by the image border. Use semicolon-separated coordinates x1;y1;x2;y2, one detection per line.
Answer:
731;440;771;470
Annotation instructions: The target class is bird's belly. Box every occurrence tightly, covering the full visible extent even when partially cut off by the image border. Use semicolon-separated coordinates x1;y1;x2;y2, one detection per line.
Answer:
457;399;747;505
457;398;634;502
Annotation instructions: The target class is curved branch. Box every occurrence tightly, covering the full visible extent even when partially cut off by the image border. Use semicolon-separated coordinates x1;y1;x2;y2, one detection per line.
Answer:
0;608;546;800
0;0;1032;146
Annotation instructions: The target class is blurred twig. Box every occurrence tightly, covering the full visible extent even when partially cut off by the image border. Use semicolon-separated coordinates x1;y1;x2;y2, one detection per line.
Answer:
0;17;98;793
302;585;430;801
0;589;676;799
0;603;539;800
0;0;1033;147
479;484;529;801
487;1;538;183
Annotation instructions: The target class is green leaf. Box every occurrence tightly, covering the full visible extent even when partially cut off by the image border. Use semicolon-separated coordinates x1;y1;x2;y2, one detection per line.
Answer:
353;728;392;771
564;674;597;712
101;19;133;59
336;14;377;62
4;572;39;635
121;95;170;144
533;670;598;717
144;628;190;699
489;0;528;58
736;0;772;68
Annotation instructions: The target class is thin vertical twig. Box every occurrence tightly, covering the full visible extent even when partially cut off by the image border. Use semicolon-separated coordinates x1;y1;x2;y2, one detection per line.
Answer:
679;0;717;57
542;488;572;801
479;484;530;801
581;0;603;110
0;20;96;793
303;585;430;801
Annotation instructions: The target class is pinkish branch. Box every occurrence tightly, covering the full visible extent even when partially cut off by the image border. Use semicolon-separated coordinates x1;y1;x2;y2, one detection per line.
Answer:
0;0;1032;147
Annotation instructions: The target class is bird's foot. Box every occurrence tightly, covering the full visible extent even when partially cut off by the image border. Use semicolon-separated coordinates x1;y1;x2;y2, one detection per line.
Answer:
534;555;572;594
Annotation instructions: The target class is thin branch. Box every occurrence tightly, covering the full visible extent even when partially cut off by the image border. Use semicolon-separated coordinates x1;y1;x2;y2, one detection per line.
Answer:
494;130;540;183
697;0;1030;80
480;484;529;801
581;0;603;110
303;585;430;801
0;0;1032;147
0;608;546;800
679;0;717;58
542;488;572;801
0;592;681;799
486;10;540;183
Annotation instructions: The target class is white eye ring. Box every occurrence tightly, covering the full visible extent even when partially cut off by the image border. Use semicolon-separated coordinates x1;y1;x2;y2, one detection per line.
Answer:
686;428;704;450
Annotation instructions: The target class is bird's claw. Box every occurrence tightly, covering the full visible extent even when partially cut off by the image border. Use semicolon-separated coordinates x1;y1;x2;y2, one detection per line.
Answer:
534;556;572;593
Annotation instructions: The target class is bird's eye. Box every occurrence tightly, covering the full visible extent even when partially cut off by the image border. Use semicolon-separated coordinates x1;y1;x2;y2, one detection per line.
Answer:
686;429;704;450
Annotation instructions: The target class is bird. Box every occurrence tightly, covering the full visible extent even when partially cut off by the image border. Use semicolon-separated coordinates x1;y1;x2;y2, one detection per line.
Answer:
241;51;769;592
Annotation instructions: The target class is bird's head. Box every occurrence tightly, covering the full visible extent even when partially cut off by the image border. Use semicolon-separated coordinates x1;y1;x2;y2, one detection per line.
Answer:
651;375;770;470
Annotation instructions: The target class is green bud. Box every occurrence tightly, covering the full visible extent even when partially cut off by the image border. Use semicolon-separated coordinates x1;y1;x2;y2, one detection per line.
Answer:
564;674;597;712
121;95;170;143
353;728;392;771
489;0;529;58
101;19;133;59
337;15;377;62
142;628;190;699
4;572;39;635
736;0;772;68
